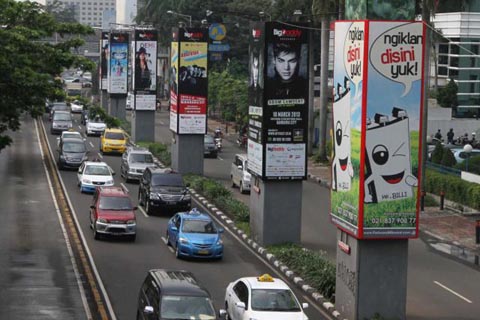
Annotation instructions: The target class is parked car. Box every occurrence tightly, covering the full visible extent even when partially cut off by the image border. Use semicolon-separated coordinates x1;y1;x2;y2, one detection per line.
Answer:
166;208;224;259
120;146;157;182
57;137;88;170
231;154;251;194
138;167;191;215
451;147;480;164
136;269;219;320
85;116;106;136
50;110;73;134
204;134;218;158
100;128;128;154
70;100;84;113
222;274;309;320
56;130;85;147
77;161;115;193
89;186;137;241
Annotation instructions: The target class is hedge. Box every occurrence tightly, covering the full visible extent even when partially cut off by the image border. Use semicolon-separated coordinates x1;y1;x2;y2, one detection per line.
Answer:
136;141;171;166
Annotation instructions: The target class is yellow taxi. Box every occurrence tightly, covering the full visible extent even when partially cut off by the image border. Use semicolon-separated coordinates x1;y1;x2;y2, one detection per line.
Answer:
100;128;128;154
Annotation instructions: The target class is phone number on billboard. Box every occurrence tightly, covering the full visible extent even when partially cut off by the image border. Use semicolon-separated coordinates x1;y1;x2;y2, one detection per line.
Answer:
370;217;416;225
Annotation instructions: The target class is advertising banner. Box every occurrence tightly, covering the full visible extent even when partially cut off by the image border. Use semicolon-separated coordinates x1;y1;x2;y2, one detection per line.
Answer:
247;21;309;180
133;29;157;110
330;20;424;240
108;32;129;94
170;40;179;132
100;32;109;90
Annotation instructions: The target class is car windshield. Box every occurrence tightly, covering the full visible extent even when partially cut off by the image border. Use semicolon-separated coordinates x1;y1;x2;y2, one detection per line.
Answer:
182;219;217;234
204;135;214;143
251;289;301;312
160;295;216;320
105;132;124;140
54;113;71;121
63;142;86;153
84;165;110;176
99;196;133;210
63;133;81;139
130;153;153;163
53;105;69;111
151;174;184;187
90;117;104;123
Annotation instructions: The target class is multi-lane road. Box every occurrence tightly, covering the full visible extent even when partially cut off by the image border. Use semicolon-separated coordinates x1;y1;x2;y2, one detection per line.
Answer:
1;111;480;319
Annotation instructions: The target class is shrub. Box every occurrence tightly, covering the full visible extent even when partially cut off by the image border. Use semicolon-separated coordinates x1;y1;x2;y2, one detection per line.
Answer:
455;156;480;175
440;148;456;167
430;142;444;164
137;141;171;166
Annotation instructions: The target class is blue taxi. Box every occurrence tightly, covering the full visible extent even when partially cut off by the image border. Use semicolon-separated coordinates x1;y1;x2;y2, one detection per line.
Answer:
166;208;224;260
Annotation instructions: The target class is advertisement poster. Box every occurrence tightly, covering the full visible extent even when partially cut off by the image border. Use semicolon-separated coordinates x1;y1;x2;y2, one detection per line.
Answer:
330;21;365;237
135;94;156;111
178;31;208;134
100;32;109;90
247;139;263;176
170;40;179;132
133;30;157;93
261;21;309;180
362;21;424;238
108;33;128;94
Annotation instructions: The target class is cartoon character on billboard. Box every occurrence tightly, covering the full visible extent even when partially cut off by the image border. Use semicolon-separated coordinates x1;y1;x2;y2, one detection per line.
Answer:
332;76;354;192
364;107;418;203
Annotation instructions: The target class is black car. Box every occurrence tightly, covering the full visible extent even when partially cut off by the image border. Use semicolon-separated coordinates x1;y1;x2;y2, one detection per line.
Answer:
138;168;191;215
57;137;88;170
136;269;219;320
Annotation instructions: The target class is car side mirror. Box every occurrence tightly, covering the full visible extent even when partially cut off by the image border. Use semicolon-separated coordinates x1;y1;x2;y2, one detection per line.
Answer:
143;306;154;315
109;167;116;175
238;165;243;170
78;169;82;174
302;303;309;309
90;205;95;209
235;301;246;309
219;309;227;318
133;206;138;210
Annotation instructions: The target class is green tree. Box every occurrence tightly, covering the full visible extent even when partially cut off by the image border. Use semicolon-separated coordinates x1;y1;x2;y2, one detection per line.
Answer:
440;148;456;167
430;142;444;164
45;0;77;23
437;78;458;108
0;0;94;151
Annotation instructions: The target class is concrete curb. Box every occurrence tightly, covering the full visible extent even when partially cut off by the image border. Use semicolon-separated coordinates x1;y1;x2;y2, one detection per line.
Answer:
188;187;343;320
307;172;332;189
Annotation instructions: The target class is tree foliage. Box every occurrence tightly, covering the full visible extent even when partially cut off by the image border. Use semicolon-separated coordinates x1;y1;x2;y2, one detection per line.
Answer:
440;148;456;167
0;0;94;151
430;142;444;164
437;78;458;108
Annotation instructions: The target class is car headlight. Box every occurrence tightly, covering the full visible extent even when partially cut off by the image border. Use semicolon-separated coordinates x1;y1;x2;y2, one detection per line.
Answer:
150;192;160;200
103;141;109;146
59;155;65;159
179;237;189;244
183;194;191;201
216;238;223;245
82;178;92;184
82;155;89;161
106;179;114;184
67;123;73;128
126;220;136;225
97;218;108;223
128;168;136;173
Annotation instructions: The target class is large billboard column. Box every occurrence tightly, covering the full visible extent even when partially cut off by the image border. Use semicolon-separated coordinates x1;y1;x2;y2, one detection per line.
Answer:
248;22;309;245
99;32;109;111
169;28;208;175
131;29;158;143
107;32;129;120
331;21;425;320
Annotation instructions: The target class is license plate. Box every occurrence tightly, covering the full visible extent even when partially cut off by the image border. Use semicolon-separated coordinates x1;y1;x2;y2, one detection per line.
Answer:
166;201;175;205
198;250;209;255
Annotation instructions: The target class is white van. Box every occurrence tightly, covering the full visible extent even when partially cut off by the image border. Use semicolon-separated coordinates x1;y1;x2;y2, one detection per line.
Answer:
231;154;251;194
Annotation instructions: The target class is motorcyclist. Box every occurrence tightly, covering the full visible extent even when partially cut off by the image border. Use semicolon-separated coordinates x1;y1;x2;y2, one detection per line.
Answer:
214;128;223;139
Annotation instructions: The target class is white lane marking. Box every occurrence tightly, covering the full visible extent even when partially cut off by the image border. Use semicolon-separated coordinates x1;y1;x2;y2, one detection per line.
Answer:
120;183;129;193
138;205;149;218
78;125;82;130
161;237;168;245
168;246;174;253
434;281;473;304
89;142;94;148
217;156;224;161
159;120;165;125
97;153;103;159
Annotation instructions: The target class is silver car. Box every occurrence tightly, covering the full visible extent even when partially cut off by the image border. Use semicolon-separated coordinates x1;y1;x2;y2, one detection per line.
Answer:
120;147;157;182
50;111;73;135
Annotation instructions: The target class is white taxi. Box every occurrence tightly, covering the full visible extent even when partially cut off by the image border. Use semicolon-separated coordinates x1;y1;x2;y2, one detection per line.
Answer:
222;274;309;320
77;161;115;193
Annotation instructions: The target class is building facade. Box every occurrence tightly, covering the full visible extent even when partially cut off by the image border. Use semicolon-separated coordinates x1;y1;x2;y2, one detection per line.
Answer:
46;0;116;27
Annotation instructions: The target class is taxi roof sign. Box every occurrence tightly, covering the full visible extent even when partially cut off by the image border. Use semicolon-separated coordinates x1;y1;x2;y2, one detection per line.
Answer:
257;274;274;282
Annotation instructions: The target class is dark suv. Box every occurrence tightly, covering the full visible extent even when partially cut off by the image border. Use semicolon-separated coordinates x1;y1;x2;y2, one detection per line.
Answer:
136;269;218;320
138;168;191;215
57;137;88;169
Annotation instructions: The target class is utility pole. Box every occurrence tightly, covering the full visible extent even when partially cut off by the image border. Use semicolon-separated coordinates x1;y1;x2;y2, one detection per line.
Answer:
318;17;330;160
421;0;431;196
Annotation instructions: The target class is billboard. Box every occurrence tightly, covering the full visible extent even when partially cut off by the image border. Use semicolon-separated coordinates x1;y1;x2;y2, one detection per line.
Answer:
170;28;208;134
170;40;179;132
133;29;157;110
100;32;109;90
330;20;425;239
247;21;309;180
108;32;129;94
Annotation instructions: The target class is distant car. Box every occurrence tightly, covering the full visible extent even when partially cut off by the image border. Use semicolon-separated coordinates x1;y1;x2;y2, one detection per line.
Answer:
166;208;224;259
450;147;480;164
77;161;115;193
85;116;106;136
57;130;84;147
50;102;70;121
120;147;157;182
231;154;251;194
126;92;133;110
57;137;88;170
70;100;84;113
138;167;191;215
82;71;92;81
204;134;218;158
222;274;309;320
63;76;78;84
50;110;73;134
89;186;137;241
100;128;128;154
136;269;218;320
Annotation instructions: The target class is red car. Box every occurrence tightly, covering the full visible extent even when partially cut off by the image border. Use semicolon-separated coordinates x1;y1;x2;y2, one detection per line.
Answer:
89;186;137;241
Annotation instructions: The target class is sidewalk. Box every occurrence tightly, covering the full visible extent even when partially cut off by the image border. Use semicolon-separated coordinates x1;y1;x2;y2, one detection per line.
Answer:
206;116;480;259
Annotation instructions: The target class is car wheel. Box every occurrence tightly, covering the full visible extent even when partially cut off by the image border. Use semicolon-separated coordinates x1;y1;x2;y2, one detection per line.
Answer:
166;231;171;246
145;199;151;215
138;190;144;206
175;243;181;259
225;303;231;320
239;182;245;194
129;234;136;242
58;161;64;170
231;176;236;188
93;223;100;240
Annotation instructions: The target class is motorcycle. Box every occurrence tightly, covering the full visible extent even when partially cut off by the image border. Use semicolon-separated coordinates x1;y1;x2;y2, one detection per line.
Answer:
214;137;222;151
236;134;247;149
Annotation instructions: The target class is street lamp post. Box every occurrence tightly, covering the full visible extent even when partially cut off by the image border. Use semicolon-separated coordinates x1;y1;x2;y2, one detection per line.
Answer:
167;10;192;27
464;144;473;172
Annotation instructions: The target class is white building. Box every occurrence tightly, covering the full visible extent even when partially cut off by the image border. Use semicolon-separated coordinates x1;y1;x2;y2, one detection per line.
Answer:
116;0;137;25
46;0;116;27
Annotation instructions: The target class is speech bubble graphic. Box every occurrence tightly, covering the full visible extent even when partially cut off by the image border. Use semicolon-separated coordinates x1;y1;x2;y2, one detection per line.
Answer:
369;22;423;97
343;21;365;96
